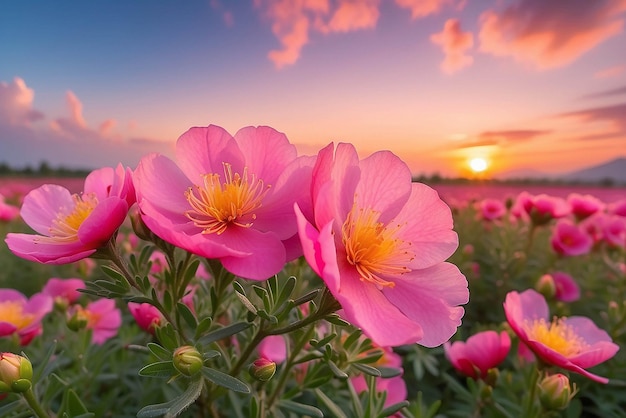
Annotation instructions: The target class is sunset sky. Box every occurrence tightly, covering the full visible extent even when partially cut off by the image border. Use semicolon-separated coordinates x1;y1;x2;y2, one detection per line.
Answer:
2;0;626;178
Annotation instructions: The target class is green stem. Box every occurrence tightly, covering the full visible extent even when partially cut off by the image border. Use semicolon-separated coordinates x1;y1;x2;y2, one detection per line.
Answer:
523;365;541;418
22;388;50;418
265;324;316;410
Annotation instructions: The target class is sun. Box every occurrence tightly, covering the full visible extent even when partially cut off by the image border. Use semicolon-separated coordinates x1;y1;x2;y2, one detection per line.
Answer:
469;157;488;173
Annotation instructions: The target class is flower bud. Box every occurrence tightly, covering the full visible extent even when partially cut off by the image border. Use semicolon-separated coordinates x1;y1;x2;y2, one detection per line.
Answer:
249;358;276;382
0;353;33;393
67;307;89;332
539;373;574;411
535;274;556;299
173;346;203;376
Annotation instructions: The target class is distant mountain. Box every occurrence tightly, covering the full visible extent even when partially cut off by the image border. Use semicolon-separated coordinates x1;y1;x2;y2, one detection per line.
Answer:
562;157;626;184
494;168;555;181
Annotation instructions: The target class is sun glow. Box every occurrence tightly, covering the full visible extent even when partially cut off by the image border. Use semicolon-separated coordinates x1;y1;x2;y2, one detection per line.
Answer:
469;157;488;173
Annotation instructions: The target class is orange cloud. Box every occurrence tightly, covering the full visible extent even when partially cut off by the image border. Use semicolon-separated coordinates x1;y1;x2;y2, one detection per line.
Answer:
0;77;44;126
394;0;458;19
430;19;473;74
479;0;626;69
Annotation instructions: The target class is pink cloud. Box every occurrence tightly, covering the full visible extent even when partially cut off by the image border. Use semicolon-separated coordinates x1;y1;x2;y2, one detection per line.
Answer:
256;0;452;68
430;19;474;74
479;0;626;69
560;103;626;136
395;0;458;19
594;64;626;79
99;119;117;136
0;77;44;126
320;0;380;33
223;10;234;27
66;91;87;128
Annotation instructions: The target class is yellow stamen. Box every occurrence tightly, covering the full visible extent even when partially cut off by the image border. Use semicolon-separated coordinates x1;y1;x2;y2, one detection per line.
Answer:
524;317;587;357
342;204;414;289
185;163;270;235
0;301;35;330
49;193;98;241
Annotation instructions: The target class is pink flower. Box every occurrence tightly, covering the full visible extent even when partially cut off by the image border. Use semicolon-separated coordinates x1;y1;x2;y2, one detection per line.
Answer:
133;125;314;280
523;193;570;226
0;289;52;345
42;278;86;305
601;215;626;249
0;194;20;222
258;335;288;363
504;289;619;383
479;198;506;221
4;164;135;264
71;299;122;344
351;347;407;409
610;198;626;217
551;272;580;303
128;302;162;334
567;193;604;221
444;330;510;379
550;219;593;256
295;143;468;347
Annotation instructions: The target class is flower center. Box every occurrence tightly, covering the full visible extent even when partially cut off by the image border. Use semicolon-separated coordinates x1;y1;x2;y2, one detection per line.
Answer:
0;301;35;330
524;317;587;357
342;204;414;289
49;193;99;241
185;163;270;235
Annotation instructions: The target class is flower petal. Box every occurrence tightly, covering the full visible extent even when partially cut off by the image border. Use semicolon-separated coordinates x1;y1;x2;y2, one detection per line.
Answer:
20;185;74;235
384;262;468;347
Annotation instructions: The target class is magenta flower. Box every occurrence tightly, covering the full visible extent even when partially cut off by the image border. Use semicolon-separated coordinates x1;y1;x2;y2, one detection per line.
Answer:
0;194;20;222
0;289;52;345
504;289;619;383
133;125;314;280
523;193;570;226
128;302;162;334
444;330;510;379
295;143;468;347
601;215;626;249
550;219;593;257
71;299;122;344
610;198;626;217
42;278;86;305
4;164;135;264
551;272;580;303
567;193;604;221
479;198;506;221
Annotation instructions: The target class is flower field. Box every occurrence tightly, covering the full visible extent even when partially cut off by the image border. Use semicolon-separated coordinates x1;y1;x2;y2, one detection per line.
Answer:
1;126;625;418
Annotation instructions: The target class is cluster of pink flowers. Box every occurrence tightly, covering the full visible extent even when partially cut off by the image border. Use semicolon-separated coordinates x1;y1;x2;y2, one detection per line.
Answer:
4;124;469;351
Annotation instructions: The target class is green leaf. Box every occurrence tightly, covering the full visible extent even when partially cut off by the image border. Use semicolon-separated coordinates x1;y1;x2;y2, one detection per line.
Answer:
378;401;409;418
138;361;175;378
315;389;349;418
327;361;348;379
201;367;250;393
324;314;351;327
58;389;93;418
147;343;172;361
275;275;297;307
235;290;258;314
197;321;252;346
194;317;213;340
277;400;323;418
155;324;180;351
137;376;204;418
176;302;197;329
342;329;363;351
101;265;130;288
352;363;381;377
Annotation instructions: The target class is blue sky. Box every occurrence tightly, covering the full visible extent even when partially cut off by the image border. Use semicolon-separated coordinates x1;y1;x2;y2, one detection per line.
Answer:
1;0;625;177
